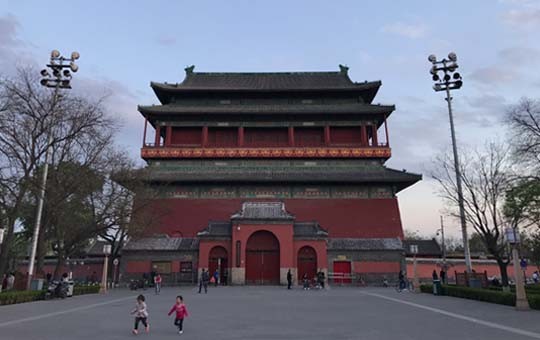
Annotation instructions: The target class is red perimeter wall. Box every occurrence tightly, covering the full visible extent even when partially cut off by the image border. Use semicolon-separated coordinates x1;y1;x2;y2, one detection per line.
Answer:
147;198;404;239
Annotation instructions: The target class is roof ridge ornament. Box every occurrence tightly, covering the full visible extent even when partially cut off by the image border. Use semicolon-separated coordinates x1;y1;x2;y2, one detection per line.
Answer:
339;64;349;74
184;65;195;75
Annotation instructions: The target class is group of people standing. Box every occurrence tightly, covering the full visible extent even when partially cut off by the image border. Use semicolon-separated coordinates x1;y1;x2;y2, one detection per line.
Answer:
286;269;326;290
197;268;226;293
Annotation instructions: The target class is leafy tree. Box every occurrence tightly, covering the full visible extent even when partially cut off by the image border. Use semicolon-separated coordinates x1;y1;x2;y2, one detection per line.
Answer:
504;179;540;231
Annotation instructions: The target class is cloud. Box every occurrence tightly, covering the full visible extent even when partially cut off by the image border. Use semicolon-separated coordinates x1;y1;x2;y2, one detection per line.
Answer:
468;66;519;85
155;36;177;46
498;46;540;64
0;14;37;74
381;22;428;39
501;7;540;30
465;94;507;109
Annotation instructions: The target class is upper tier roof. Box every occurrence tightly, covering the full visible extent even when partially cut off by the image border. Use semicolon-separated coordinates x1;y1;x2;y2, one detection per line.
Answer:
150;65;382;104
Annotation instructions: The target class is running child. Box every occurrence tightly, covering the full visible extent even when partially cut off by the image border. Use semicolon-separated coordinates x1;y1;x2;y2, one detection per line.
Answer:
131;294;150;335
168;295;189;334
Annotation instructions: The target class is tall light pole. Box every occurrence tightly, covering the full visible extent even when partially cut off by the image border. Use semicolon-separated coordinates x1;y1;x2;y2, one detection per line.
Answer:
428;52;472;273
436;216;447;266
27;50;80;290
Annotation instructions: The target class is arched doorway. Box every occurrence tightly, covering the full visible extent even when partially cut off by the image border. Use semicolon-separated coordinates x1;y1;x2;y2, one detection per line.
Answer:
297;246;317;282
245;230;280;285
208;246;228;285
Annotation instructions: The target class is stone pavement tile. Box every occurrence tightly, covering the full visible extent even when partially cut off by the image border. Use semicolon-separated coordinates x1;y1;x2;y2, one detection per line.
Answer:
0;286;539;340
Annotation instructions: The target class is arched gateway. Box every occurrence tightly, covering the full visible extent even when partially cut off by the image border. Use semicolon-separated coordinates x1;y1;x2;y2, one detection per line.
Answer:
297;246;317;282
208;246;228;284
245;230;280;285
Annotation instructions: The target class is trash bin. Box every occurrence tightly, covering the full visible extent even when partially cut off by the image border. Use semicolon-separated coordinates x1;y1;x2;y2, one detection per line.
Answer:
30;279;44;291
66;280;74;297
433;279;442;295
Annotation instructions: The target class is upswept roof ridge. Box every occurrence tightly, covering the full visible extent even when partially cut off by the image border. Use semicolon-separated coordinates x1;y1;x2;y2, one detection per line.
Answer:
149;65;382;104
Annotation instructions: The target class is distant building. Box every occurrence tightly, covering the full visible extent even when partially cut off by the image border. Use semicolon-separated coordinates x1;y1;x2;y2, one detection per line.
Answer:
121;65;421;285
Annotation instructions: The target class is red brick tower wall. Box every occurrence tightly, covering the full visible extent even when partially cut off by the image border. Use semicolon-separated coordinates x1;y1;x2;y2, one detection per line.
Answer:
146;198;404;239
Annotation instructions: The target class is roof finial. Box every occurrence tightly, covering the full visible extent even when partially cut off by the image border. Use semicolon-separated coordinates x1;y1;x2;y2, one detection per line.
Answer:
185;65;195;75
339;64;349;74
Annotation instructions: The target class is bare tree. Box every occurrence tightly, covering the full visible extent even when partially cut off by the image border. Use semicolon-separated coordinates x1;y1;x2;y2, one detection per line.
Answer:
507;98;540;176
0;67;115;280
431;143;514;286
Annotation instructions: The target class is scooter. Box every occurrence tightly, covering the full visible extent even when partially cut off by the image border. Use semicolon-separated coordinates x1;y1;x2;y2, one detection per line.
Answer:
45;280;68;299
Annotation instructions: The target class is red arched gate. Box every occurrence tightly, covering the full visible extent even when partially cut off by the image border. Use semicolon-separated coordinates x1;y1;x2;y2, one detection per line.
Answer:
245;231;280;285
297;246;317;282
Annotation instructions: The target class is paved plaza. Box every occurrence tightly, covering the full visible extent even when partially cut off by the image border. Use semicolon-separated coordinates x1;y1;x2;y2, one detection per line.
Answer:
0;286;539;340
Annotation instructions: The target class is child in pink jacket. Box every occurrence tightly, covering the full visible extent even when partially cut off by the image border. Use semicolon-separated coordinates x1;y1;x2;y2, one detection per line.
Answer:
168;295;189;334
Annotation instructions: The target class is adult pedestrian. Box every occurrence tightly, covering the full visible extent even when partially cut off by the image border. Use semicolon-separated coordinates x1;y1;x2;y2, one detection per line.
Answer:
398;270;406;291
142;272;149;290
213;269;219;287
154;273;162;295
6;272;15;290
432;270;438;281
223;269;228;285
286;269;292;289
198;269;209;294
439;269;446;284
318;271;326;289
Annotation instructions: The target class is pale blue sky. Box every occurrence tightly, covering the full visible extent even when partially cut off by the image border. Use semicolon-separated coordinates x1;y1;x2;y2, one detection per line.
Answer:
1;0;539;238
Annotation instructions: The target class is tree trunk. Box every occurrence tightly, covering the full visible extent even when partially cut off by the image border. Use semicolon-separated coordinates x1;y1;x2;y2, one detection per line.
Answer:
53;252;66;280
0;218;16;280
497;259;510;287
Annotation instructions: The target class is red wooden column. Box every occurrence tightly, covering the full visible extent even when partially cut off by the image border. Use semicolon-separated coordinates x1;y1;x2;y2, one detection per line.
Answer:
360;125;367;146
154;124;161;147
372;125;378;146
324;126;331;146
165;126;172;146
142;118;148;147
238;127;244;147
384;115;390;147
288;126;295;147
202;126;208;147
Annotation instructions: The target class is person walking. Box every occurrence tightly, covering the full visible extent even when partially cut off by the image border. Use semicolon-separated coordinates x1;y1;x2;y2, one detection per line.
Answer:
130;294;150;335
154;273;162;295
432;270;438;281
198;269;209;294
168;295;189;335
286;269;292;289
398;270;406;292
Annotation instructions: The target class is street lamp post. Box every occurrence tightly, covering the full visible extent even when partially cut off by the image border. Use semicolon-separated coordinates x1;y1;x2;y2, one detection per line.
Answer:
505;228;529;310
411;244;419;292
437;216;447;267
100;244;112;294
26;50;80;290
428;52;472;274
